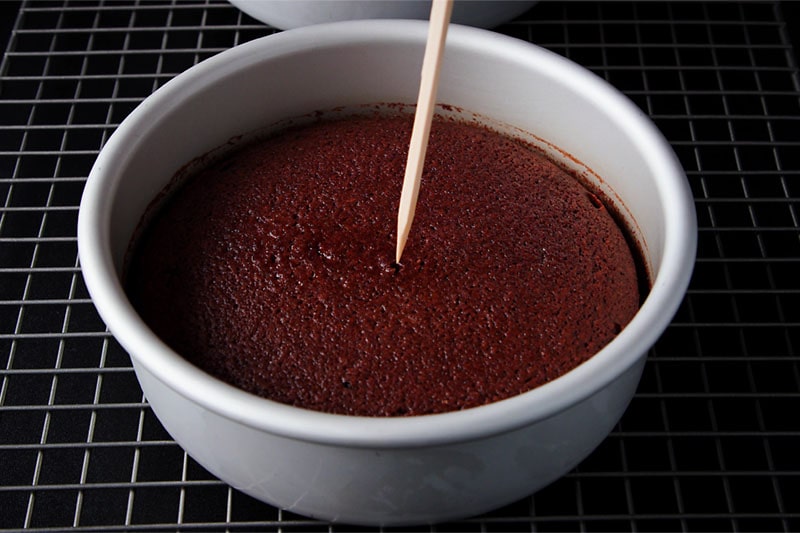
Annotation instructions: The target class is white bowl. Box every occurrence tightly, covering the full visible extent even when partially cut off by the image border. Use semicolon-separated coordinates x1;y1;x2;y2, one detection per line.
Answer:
78;21;696;526
229;0;538;29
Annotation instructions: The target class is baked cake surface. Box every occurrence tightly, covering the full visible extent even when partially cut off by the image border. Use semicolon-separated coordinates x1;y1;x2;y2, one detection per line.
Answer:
126;114;641;416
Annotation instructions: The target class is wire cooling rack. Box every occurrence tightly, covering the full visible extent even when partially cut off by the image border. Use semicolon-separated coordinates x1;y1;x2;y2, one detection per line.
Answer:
1;1;798;531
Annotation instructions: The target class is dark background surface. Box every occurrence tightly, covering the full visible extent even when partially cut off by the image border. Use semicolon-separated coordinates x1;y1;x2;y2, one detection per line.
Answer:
1;2;21;53
2;1;800;58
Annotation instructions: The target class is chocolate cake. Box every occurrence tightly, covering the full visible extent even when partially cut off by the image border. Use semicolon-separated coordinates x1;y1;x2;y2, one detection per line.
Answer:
125;113;642;416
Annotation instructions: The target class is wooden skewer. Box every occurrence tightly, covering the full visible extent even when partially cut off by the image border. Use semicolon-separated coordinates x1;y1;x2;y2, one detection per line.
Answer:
395;0;454;264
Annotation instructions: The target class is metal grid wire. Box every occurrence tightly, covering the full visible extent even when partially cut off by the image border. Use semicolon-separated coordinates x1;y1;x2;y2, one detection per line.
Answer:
1;1;798;531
